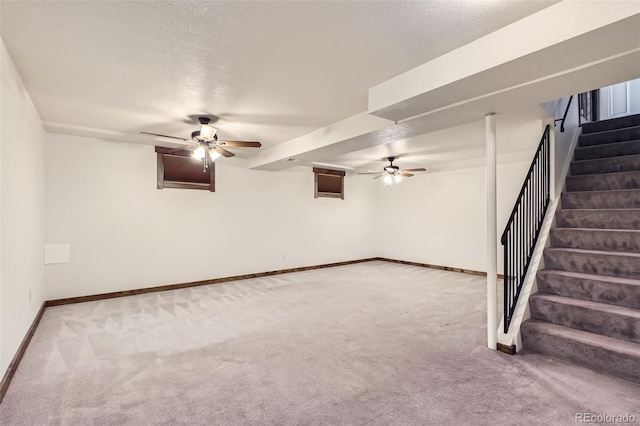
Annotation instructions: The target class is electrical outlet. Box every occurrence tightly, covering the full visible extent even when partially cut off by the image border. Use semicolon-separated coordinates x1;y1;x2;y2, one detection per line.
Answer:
281;254;286;260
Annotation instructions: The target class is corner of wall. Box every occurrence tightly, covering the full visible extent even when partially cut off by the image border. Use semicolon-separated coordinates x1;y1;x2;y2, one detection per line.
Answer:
0;37;47;376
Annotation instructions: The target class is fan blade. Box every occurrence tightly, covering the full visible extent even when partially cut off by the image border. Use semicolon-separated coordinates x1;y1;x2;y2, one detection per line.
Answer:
140;131;188;141
401;168;426;172
213;145;235;158
218;140;262;148
399;171;414;177
373;174;384;179
358;172;383;175
166;144;195;154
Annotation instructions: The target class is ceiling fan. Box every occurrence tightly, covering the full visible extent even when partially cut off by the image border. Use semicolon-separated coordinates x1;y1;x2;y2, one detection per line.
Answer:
358;156;426;184
141;117;261;170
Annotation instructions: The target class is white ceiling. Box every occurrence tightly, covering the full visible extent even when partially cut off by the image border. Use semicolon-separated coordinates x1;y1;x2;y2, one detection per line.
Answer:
1;0;556;156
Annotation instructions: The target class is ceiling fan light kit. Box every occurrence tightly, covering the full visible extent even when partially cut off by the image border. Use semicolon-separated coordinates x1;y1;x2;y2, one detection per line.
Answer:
193;146;206;160
198;119;217;141
192;145;221;162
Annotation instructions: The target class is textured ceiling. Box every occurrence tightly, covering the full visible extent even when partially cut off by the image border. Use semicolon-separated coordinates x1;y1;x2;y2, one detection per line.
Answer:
1;0;555;151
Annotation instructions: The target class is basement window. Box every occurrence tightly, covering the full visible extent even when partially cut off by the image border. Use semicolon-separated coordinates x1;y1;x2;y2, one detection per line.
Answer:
156;147;215;192
313;167;345;199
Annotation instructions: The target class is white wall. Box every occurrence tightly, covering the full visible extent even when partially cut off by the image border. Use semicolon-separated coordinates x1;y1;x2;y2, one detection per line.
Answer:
44;111;550;301
374;113;546;273
0;40;46;376
45;111;548;299
45;134;377;300
540;95;582;197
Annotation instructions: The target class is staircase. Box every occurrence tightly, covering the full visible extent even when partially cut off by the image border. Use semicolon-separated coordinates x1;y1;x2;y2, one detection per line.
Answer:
521;113;640;383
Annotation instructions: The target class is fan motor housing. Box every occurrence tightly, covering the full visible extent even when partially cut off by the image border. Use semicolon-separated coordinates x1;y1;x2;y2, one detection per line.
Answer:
192;131;218;143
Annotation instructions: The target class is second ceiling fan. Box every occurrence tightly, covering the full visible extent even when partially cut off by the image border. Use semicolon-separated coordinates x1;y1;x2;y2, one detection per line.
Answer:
141;116;261;169
359;156;426;184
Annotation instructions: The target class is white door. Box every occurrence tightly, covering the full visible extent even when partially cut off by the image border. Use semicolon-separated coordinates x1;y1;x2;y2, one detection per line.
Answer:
599;78;640;120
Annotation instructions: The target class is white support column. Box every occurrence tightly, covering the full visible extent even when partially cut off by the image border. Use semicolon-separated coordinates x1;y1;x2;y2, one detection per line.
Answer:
486;113;498;350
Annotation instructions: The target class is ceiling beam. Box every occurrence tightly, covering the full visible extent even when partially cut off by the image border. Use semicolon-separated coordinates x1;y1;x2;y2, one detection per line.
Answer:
368;1;640;122
245;112;391;171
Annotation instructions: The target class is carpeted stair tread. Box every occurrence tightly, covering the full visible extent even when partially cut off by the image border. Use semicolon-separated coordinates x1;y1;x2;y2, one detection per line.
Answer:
571;154;640;175
537;270;640;309
566;171;640;192
578;126;640;147
523;320;640;356
555;209;640;230
543;248;640;279
521;320;640;383
529;293;640;343
574;139;640;161
561;188;640;209
550;228;640;253
544;247;640;258
582;114;640;134
531;293;640;318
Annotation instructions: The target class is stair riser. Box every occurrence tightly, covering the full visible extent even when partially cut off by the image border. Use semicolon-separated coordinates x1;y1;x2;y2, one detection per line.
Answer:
582;115;640;134
571;155;640;175
566;172;640;192
579;127;640;147
521;325;640;383
537;272;640;309
556;210;640;230
562;190;640;209
530;298;640;344
551;229;640;253
544;250;640;280
574;140;640;161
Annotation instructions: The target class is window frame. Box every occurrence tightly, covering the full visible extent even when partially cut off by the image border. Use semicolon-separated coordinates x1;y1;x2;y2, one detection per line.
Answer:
313;167;345;199
155;146;215;192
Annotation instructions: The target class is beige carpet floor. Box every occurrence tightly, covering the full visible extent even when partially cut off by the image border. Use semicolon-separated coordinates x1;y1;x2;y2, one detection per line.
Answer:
1;261;639;425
